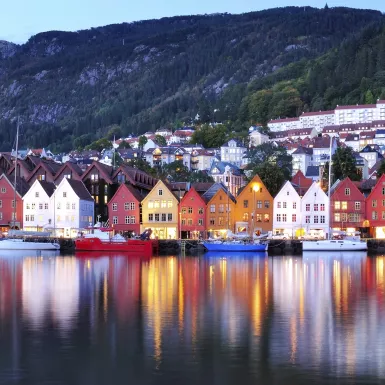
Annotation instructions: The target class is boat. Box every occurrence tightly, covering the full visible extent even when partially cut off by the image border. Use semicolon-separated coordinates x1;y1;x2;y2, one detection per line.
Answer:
0;238;60;250
75;226;158;256
204;251;267;258
202;239;268;252
302;137;367;252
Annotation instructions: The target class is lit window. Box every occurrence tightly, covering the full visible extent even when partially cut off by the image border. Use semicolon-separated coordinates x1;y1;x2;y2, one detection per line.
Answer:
154;200;160;208
168;200;173;208
264;214;269;222
341;201;347;210
334;201;340;210
334;213;340;222
148;200;154;209
161;200;166;208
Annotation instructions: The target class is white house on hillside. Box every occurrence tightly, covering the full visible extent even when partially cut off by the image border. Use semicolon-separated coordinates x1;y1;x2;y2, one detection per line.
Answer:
273;181;301;238
53;178;94;238
300;182;329;238
220;139;246;167
23;180;56;232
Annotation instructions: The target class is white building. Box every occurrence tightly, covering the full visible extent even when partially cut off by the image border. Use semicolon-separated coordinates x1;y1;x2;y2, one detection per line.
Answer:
220;139;247;167
248;126;269;147
53;178;94;238
292;147;313;175
300;182;329;238
273;181;302;238
23;180;56;231
299;111;335;132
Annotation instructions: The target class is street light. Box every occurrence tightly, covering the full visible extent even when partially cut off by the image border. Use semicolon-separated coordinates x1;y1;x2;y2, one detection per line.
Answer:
252;183;260;236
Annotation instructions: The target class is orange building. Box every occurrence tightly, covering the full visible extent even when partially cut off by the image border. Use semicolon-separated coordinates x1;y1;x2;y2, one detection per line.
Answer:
234;175;273;235
202;183;236;237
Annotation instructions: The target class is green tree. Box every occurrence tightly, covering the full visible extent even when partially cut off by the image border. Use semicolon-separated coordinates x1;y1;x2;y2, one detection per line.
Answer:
126;158;157;177
155;135;167;146
138;135;148;149
162;160;190;182
364;90;375;104
249;162;286;197
85;137;112;152
118;140;131;149
190;124;232;148
377;159;385;178
332;147;361;182
188;171;214;183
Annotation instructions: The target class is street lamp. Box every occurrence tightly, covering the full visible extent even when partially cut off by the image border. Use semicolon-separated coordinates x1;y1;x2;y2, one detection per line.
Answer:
252;183;260;236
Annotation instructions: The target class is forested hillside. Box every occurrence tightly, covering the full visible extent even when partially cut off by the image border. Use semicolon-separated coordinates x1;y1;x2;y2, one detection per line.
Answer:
0;6;384;151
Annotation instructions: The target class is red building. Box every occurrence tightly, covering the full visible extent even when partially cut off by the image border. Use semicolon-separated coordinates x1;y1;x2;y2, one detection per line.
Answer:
366;173;385;238
331;177;367;234
0;174;30;232
107;183;142;236
179;187;206;239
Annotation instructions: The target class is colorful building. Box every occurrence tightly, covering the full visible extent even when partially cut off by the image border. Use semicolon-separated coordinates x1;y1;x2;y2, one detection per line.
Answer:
108;184;142;236
365;173;385;238
234;175;273;235
330;177;367;234
202;183;236;237
0;174;30;232
141;180;179;239
179;187;206;239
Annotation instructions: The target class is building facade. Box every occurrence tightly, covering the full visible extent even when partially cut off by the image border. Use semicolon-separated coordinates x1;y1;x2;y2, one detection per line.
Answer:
366;173;385;238
220;139;246;167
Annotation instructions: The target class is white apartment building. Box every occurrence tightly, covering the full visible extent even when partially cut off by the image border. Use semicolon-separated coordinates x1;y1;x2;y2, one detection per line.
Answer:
220;139;246;167
273;181;302;238
299;111;335;132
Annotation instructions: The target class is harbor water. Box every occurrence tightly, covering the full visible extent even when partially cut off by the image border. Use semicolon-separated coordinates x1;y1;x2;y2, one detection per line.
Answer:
0;251;384;384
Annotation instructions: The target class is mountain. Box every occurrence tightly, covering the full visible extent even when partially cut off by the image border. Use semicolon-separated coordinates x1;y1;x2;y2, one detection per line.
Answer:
0;7;384;151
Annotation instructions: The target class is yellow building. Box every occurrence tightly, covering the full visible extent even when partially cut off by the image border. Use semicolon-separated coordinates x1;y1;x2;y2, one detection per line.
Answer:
203;183;236;237
234;175;273;235
141;180;179;239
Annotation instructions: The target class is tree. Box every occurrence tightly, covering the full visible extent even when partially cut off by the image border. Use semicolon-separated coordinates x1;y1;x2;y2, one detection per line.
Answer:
190;124;232;148
85;137;112;152
155;135;167;146
138;135;148;149
188;171;214;183
377;160;385;178
162;160;190;182
126;158;157;177
111;151;123;167
118;140;131;149
332;147;361;182
249;162;286;197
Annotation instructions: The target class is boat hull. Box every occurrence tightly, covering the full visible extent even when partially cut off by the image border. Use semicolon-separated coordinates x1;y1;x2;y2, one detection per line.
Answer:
0;239;60;250
75;237;158;256
302;240;367;251
203;242;268;252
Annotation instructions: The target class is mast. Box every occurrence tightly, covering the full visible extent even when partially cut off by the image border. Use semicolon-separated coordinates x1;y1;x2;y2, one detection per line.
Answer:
12;118;19;229
327;136;333;240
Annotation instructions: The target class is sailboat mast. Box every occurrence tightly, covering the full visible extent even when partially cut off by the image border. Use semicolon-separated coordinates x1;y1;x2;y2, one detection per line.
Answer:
327;136;333;240
13;118;19;229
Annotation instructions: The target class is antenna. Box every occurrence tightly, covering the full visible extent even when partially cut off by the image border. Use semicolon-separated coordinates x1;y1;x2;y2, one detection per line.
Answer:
13;117;19;230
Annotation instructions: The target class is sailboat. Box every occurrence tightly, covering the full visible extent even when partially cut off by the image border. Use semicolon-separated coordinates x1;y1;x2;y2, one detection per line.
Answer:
0;120;60;251
302;137;367;251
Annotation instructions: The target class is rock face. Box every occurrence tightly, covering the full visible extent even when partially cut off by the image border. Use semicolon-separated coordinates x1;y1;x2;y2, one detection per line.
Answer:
0;40;18;58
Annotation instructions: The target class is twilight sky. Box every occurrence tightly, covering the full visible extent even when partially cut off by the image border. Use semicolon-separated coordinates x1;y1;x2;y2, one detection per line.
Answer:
1;0;384;44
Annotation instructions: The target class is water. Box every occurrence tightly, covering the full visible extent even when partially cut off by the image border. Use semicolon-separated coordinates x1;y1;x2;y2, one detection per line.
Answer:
0;251;384;385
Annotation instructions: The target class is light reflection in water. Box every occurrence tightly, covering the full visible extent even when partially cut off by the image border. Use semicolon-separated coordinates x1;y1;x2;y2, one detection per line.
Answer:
0;252;384;384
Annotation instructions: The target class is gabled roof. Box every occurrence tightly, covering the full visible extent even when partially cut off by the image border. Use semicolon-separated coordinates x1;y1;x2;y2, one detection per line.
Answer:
209;162;242;176
141;179;180;203
81;160;114;183
201;182;236;204
39;181;56;197
25;159;62;182
53;161;83;181
112;164;157;189
331;177;364;199
191;182;215;194
292;146;313;155
0;174;30;197
108;183;144;205
305;166;320;178
221;139;245;148
65;179;94;201
369;159;384;175
291;170;313;188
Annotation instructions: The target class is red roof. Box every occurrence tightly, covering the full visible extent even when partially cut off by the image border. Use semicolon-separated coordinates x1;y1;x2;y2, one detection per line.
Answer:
335;104;376;110
269;117;299;123
301;110;334;116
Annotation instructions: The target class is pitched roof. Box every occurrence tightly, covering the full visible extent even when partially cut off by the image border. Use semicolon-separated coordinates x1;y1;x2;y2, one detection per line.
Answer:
209;162;242;176
201;182;236;204
191;182;215;194
66;179;94;201
292;146;313;155
301;110;334;116
26;159;62;182
0;174;30;197
305;165;320;178
112;164;157;189
39;181;56;197
81;160;114;183
53;161;83;181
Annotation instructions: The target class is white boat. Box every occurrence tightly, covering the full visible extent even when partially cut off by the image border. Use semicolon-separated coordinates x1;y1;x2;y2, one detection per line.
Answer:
302;137;367;252
0;238;60;250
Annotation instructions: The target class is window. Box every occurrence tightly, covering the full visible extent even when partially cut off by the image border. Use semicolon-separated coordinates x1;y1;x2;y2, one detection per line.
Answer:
264;201;270;209
181;207;187;214
198;219;203;226
29;214;33;221
64;202;69;210
161;200;166;208
256;214;262;222
168;200;173;208
1;188;6;193
72;203;76;210
335;201;340;210
148;200;154;209
264;214;270;222
188;219;193;226
148;213;154;221
383;200;385;207
342;201;347;210
112;203;118;211
292;214;296;222
243;200;248;208
382;187;385;195
219;204;224;213
210;218;215;226
293;202;297;209
113;216;118;224
320;204;325;211
276;214;281;222
63;192;67;198
218;217;223;226
198;208;204;215
168;214;172;221
210;204;215;213
25;215;30;222
154;200;160;208
341;213;347;222
305;216;310;224
257;200;262;209
282;214;287;222
277;202;281;208
0;200;2;208
306;204;310;211
161;213;166;222
334;213;341;222
35;191;39;197
372;200;377;208
181;219;186;225
243;213;249;221
32;203;36;210
355;202;361;210
155;214;160;222
188;207;193;214
124;202;129;210
158;189;163;196
39;203;43;210
130;216;136;224
320;216;325;223
45;203;48;209
345;188;350;196
372;211;378;220
282;202;287;209
314;204;318;211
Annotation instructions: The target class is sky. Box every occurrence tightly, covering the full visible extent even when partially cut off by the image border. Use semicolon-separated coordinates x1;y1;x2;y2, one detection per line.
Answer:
1;0;384;44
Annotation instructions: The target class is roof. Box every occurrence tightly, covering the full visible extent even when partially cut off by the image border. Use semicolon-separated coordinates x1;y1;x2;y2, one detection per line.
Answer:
209;162;242;176
335;104;376;110
81;160;114;183
191;182;215;194
66;179;94;201
221;139;245;148
369;159;384;175
292;146;313;155
0;174;30;197
268;117;299;124
305;165;320;178
25;159;62;182
301;110;334;116
112;164;157;189
54;161;83;181
291;170;313;188
38;181;56;197
201;182;236;204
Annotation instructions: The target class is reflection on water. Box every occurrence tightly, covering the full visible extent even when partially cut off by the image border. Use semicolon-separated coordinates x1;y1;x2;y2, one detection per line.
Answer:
0;251;384;384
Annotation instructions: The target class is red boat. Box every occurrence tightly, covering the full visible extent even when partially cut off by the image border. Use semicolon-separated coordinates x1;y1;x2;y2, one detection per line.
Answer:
75;227;158;256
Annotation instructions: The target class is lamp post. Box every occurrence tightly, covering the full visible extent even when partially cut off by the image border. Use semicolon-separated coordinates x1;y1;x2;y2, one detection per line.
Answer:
179;211;182;240
252;184;259;237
